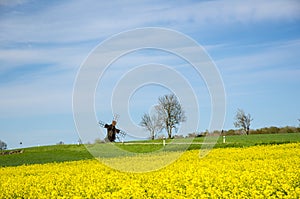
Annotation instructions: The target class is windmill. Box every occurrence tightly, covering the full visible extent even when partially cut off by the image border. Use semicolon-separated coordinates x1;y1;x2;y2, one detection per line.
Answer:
98;114;126;142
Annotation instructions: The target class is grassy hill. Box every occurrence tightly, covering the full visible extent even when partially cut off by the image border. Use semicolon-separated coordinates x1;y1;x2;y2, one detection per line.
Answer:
0;144;93;167
1;133;299;167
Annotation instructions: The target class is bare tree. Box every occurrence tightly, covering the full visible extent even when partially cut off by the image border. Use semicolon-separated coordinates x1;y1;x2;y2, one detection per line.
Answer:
140;110;163;140
156;94;186;139
234;109;253;135
0;140;7;150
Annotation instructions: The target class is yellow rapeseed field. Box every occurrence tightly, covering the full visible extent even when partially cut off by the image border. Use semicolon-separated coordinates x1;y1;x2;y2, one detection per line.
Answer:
0;143;299;198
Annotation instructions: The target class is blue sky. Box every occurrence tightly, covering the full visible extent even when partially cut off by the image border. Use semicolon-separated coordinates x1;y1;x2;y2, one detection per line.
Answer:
0;0;300;149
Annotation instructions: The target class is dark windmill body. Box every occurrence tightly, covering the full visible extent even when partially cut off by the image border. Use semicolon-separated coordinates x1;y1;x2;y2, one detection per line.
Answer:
99;115;126;142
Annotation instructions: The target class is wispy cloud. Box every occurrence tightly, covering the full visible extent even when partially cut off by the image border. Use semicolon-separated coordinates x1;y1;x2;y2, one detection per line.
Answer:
0;45;89;73
216;39;300;74
0;0;30;6
212;38;300;114
0;71;74;117
1;0;299;44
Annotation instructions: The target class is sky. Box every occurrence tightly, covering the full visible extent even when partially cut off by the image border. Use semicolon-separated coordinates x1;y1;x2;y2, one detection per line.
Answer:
0;0;300;149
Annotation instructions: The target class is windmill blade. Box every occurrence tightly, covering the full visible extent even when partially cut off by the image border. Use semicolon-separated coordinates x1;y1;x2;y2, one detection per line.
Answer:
98;120;106;128
113;114;120;122
116;130;126;142
119;129;126;137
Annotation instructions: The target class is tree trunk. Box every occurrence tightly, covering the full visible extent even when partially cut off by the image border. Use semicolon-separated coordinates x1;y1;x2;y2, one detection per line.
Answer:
246;127;250;135
168;127;172;139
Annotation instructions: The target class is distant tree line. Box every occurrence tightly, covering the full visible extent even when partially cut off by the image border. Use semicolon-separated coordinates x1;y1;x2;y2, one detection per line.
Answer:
184;126;300;138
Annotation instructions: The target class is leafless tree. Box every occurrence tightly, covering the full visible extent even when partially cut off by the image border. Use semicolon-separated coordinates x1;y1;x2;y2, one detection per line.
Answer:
140;110;163;140
0;140;7;150
156;94;186;139
234;109;253;135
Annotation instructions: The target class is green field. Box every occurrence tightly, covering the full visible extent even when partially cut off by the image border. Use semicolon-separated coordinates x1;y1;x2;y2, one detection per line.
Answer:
194;132;300;148
1;133;299;167
0;144;93;167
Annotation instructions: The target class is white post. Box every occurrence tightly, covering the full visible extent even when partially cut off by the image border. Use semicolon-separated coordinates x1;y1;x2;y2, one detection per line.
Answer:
163;137;166;146
223;136;226;143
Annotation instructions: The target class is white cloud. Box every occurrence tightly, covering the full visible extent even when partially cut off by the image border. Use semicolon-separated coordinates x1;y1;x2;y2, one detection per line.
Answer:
212;39;300;101
1;0;299;44
0;70;75;117
210;0;299;22
0;0;30;6
216;39;300;73
0;46;88;73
